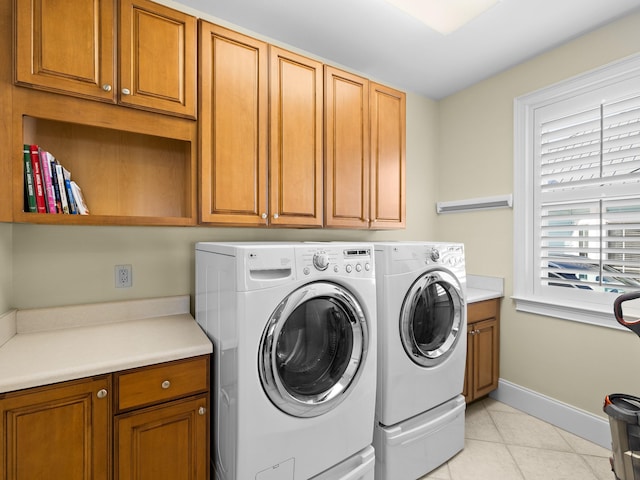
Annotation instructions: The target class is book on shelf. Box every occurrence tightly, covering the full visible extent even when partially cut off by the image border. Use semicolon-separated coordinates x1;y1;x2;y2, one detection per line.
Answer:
38;147;57;213
62;166;78;215
70;181;89;215
48;152;63;214
23;144;89;215
54;161;70;214
28;144;47;213
22;145;37;213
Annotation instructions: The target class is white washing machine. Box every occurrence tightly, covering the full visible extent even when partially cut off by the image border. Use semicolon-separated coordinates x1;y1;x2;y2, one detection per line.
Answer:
373;242;467;480
195;242;377;480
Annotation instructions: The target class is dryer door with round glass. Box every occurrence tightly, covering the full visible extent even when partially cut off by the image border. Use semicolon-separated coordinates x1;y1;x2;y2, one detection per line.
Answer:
400;270;464;367
259;282;369;418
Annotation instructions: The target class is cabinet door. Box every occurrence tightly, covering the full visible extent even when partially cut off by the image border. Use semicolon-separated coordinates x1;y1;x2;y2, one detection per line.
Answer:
370;83;406;229
471;318;500;399
269;47;323;227
15;0;115;102
119;0;197;118
324;66;370;228
465;299;501;402
115;395;208;480
0;376;111;480
199;22;268;226
0;0;11;222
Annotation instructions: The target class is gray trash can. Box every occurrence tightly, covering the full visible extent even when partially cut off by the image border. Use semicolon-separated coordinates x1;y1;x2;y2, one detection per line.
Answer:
604;292;640;480
604;394;640;480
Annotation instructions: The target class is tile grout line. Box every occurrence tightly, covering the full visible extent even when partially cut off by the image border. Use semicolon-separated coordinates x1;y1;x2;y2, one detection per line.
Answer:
483;399;529;479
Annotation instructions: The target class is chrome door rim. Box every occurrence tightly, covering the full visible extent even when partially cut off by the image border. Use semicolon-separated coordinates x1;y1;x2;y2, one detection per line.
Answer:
400;270;463;367
258;282;368;417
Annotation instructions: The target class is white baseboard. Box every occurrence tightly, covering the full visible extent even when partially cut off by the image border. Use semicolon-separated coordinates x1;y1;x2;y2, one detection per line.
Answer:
489;379;611;449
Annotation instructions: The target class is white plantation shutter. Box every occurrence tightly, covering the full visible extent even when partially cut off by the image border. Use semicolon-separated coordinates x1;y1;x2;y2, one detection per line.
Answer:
536;89;640;293
514;55;640;327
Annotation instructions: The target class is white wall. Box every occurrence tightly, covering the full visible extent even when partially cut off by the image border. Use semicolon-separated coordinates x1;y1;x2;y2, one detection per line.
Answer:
436;11;640;417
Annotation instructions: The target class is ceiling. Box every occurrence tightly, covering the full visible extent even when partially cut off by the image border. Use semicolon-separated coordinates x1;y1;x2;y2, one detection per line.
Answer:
174;0;640;99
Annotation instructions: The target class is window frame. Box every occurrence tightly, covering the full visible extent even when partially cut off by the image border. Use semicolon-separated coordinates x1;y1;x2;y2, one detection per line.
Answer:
513;53;640;330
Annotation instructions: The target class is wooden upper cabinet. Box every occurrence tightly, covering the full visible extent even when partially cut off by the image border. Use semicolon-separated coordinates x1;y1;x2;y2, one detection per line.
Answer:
119;0;196;118
324;66;370;229
199;21;269;226
269;46;323;227
0;0;12;223
370;82;406;228
14;0;196;118
15;0;115;101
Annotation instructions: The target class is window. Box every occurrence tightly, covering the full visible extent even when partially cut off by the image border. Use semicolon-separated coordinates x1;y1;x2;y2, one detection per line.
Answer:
514;54;640;329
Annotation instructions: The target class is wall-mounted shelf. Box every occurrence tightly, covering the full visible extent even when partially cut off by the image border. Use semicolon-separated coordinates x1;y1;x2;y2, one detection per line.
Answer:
436;194;513;214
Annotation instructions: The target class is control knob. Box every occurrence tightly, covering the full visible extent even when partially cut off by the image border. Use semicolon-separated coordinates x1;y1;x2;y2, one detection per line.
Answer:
312;252;330;271
430;248;440;262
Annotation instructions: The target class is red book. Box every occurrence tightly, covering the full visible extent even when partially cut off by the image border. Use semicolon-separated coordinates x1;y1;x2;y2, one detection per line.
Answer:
29;144;47;213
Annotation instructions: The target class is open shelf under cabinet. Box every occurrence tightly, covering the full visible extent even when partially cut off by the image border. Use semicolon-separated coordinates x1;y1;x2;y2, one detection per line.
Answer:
13;90;197;226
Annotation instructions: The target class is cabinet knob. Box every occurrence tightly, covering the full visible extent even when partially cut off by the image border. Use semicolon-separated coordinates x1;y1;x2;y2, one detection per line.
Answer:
161;380;171;389
273;213;279;219
96;389;108;399
198;406;206;416
102;84;112;92
261;213;267;219
121;88;131;95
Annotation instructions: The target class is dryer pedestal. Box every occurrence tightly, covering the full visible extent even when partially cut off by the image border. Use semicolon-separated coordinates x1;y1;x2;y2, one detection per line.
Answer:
374;395;465;480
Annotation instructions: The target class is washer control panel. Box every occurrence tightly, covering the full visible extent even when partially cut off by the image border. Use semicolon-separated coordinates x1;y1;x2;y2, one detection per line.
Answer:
426;244;464;268
297;245;374;278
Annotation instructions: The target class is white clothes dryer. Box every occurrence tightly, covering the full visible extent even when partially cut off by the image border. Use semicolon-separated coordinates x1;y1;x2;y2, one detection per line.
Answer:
373;242;467;480
195;242;377;480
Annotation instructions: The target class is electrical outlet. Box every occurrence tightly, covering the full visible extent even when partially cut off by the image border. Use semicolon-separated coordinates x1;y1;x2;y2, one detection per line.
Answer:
115;265;132;288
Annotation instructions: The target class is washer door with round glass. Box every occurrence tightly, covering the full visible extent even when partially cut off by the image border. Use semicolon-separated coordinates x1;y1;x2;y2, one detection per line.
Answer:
400;270;464;367
259;282;368;418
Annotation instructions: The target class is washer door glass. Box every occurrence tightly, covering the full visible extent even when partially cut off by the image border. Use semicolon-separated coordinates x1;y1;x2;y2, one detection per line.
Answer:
259;282;368;418
400;270;464;367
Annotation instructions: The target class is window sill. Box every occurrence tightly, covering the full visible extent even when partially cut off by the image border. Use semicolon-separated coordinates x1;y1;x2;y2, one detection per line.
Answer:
513;295;632;331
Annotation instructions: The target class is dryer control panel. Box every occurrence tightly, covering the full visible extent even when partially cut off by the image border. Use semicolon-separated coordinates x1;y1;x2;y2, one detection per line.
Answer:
296;245;374;278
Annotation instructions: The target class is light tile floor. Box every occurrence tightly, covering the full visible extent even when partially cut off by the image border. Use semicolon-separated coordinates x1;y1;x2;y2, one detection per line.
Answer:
420;398;615;480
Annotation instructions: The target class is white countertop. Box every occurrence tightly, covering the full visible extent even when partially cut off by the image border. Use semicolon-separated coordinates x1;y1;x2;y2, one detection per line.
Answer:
0;296;212;394
467;275;504;303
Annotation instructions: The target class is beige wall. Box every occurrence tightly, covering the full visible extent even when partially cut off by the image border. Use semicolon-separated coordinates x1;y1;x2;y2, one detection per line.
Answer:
436;11;640;417
8;91;438;309
0;223;12;314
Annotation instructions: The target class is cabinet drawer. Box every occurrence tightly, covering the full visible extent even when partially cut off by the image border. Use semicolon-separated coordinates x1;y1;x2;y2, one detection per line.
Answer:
467;298;499;322
116;356;208;411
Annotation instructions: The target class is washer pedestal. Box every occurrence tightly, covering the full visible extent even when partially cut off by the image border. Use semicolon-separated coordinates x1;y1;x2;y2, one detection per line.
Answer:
374;395;465;480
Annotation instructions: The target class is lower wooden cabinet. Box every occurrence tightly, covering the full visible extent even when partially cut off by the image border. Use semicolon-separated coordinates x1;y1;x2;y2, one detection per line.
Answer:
114;356;210;480
0;376;111;480
0;355;210;480
115;395;208;480
464;299;500;402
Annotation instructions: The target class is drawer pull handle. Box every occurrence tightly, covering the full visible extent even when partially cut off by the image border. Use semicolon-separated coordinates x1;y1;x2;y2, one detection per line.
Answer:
161;380;171;389
198;406;206;416
96;389;108;399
